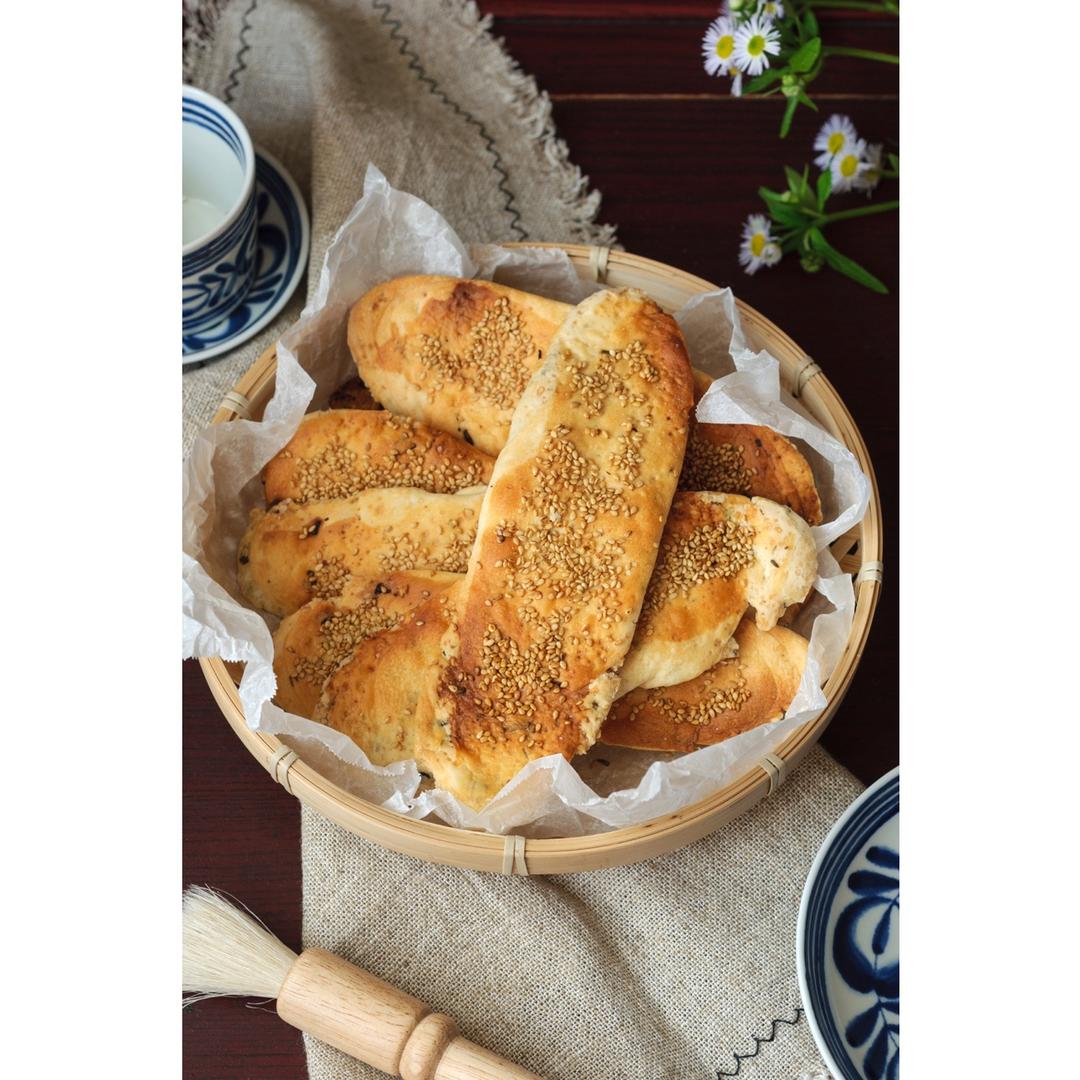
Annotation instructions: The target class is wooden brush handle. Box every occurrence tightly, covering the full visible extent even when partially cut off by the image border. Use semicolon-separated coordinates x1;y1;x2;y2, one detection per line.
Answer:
276;948;542;1080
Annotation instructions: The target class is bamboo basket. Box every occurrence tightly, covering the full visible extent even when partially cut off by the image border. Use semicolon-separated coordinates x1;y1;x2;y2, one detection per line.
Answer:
198;244;882;875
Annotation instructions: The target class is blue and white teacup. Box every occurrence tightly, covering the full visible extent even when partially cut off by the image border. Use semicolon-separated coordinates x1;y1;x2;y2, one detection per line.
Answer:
182;87;258;334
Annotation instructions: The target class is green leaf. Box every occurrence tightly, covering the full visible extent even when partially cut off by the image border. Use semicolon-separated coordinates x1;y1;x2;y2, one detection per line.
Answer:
887;152;900;171
758;187;810;227
807;227;889;293
779;94;800;138
783;166;818;211
802;10;820;37
797;88;819;112
784;166;808;199
757;188;791;214
768;202;813;229
789;37;821;73
746;67;786;93
817;168;832;209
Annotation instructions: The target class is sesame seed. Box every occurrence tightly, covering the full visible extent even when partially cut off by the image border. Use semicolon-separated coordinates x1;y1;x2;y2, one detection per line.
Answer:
289;598;402;687
641;506;756;618
680;430;757;494
306;556;351;599
283;415;489;503
648;663;752;726
415;296;536;409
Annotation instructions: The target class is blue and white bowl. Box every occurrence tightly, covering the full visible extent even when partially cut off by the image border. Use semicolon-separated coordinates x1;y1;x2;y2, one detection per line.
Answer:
182;86;258;334
798;768;899;1080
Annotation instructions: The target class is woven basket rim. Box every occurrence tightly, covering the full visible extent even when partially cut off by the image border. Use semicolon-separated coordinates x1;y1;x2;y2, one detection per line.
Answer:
197;243;883;874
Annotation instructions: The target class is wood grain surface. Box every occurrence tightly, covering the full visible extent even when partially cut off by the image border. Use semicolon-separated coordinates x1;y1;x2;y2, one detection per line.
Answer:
184;4;897;1074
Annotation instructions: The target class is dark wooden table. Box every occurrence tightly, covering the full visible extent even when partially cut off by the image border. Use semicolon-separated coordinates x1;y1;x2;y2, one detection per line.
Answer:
184;4;897;1074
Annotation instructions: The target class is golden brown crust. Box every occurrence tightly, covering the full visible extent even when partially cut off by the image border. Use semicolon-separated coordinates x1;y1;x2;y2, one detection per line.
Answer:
255;279;823;807
618;491;815;692
273;571;458;717
348;275;571;456
313;585;462;766
702;492;818;630
278;482;812;712
601;619;808;751
307;485;813;740
263;409;494;504
236;487;484;617
415;288;694;808
679;421;823;526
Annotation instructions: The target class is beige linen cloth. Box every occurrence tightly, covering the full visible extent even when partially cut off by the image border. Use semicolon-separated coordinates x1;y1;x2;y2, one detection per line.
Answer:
183;0;614;451
185;3;857;1076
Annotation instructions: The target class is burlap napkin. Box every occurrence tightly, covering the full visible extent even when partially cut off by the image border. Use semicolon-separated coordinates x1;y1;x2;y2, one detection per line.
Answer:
185;4;854;1076
183;0;614;453
302;745;854;1080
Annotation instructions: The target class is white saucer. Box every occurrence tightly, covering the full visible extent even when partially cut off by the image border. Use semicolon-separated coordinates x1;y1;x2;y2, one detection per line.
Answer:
182;147;309;366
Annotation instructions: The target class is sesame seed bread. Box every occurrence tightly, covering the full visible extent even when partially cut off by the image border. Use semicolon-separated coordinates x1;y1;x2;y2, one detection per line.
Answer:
284;489;792;715
240;277;825;808
703;492;818;629
272;571;458;718
348;275;572;456
679;421;823;525
600;618;808;752
261;484;813;700
616;490;816;693
263;409;494;504
417;287;695;808
314;585;463;767
236;487;484;617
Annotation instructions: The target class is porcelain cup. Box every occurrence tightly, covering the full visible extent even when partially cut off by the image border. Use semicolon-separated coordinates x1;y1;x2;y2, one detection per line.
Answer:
182;86;258;333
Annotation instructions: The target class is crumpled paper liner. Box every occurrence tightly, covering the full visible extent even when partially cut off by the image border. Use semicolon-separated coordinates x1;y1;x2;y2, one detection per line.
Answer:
183;164;870;837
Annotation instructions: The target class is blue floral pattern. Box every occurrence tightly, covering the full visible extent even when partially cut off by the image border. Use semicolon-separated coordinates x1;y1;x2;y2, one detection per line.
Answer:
183;149;308;364
834;845;899;1080
182;220;259;331
799;770;898;1080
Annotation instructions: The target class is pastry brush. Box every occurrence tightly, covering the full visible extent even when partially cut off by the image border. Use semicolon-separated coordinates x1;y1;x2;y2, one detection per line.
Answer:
183;886;543;1080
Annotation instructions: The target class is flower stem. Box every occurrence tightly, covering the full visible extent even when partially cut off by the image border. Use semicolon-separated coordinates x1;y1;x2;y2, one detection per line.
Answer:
821;199;899;224
823;45;900;64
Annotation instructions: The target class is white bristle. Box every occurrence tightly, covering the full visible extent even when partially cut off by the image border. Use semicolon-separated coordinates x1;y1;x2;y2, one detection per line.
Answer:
182;886;298;1003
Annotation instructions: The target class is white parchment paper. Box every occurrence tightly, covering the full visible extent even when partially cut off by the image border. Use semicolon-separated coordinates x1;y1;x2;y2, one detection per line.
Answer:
183;164;870;837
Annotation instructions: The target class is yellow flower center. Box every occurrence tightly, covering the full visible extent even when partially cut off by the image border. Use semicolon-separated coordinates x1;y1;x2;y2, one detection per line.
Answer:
750;233;766;257
747;34;766;57
839;153;859;178
715;35;734;59
827;132;846;155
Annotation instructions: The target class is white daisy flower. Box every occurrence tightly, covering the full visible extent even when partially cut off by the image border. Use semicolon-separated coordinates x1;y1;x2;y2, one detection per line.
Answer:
813;114;859;169
761;1;785;18
702;16;738;77
853;142;884;194
739;214;782;275
732;15;781;77
714;56;744;96
761;240;782;267
830;138;869;192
